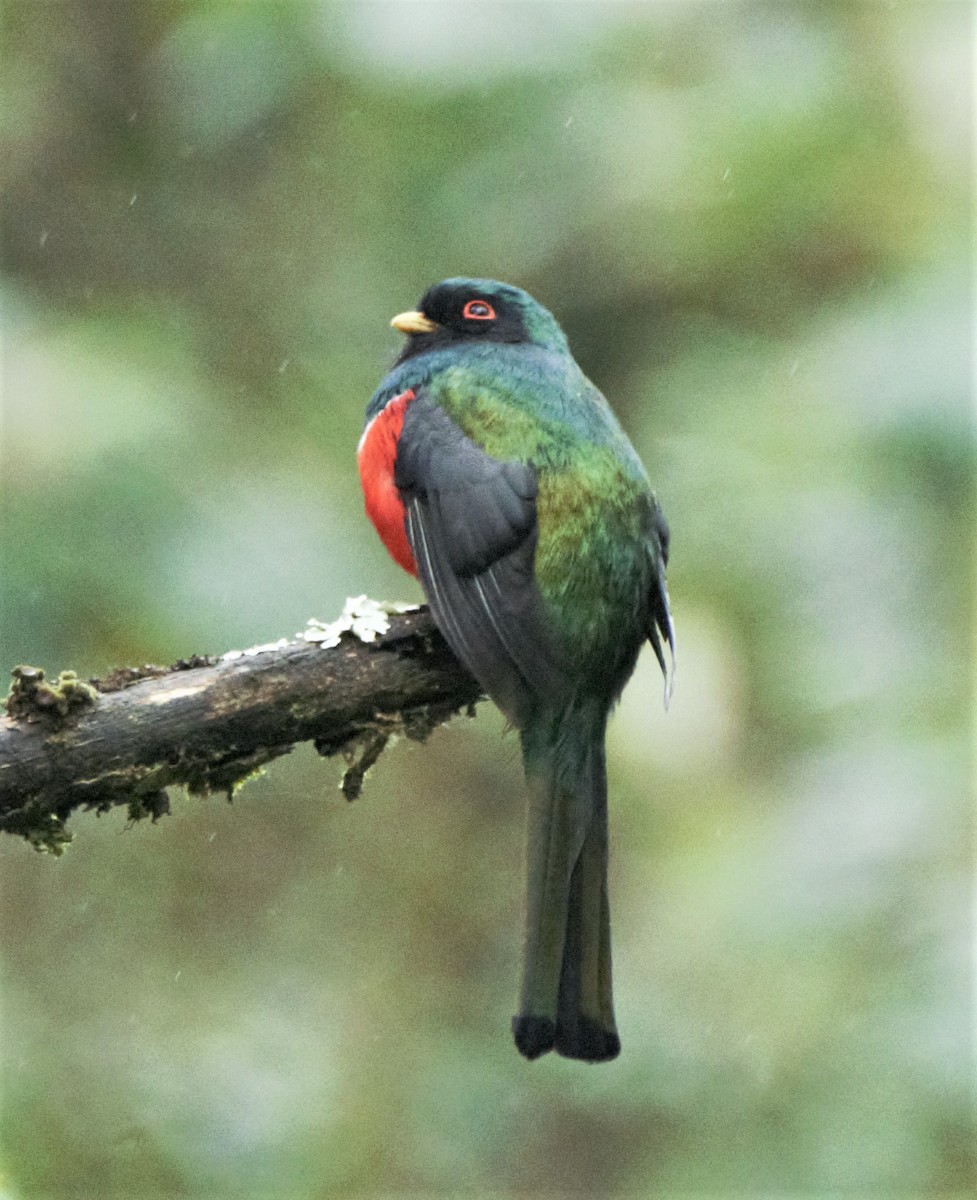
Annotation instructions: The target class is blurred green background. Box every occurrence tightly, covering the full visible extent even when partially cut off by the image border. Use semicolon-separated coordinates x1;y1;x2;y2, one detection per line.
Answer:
1;1;973;1196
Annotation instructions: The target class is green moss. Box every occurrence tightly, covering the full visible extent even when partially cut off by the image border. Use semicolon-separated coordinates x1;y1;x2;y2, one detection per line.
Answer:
335;698;479;802
4;666;99;723
340;729;390;801
126;791;172;826
0;804;73;855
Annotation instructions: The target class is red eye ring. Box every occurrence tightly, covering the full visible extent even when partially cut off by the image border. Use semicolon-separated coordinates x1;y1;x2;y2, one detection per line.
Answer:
462;299;496;321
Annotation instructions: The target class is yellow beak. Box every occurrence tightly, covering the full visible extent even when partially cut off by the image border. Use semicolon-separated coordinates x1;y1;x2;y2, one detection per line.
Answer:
391;310;439;335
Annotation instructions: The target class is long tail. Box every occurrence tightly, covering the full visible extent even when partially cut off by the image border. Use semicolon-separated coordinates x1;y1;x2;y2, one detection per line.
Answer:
512;704;619;1063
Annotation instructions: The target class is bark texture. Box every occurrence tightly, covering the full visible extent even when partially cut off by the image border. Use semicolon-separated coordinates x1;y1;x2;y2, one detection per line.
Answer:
0;609;483;852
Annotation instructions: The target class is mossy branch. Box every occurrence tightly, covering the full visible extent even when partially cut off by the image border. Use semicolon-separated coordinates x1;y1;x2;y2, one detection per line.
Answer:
0;606;483;853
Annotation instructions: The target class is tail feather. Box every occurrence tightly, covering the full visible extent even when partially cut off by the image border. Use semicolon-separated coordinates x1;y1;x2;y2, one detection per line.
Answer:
555;745;619;1060
512;709;620;1063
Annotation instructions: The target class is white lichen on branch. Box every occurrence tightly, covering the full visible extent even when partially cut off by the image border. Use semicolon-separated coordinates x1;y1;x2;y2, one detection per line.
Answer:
298;595;421;649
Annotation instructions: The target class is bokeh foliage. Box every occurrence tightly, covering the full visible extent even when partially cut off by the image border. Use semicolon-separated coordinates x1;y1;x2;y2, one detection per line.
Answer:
1;2;973;1196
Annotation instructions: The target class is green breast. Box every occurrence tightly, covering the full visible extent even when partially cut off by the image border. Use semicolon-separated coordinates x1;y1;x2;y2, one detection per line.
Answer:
534;455;653;676
427;347;655;685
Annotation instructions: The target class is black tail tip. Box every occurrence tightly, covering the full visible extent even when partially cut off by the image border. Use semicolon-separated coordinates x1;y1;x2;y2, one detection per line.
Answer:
513;1015;620;1063
512;1015;555;1060
556;1016;620;1063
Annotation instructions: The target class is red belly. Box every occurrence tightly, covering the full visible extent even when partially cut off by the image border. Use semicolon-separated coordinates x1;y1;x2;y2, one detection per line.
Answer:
357;389;418;576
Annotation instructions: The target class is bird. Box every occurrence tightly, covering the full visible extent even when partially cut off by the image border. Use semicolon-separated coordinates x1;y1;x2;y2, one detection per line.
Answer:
357;278;674;1062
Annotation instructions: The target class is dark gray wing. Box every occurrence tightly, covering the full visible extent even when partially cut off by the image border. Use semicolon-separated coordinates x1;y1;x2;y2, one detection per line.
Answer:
394;392;567;727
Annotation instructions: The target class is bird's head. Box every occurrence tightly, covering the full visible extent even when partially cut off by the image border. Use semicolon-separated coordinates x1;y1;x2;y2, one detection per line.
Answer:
390;278;569;362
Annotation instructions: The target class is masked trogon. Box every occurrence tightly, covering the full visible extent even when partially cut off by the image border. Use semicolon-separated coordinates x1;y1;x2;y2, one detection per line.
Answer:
357;278;674;1062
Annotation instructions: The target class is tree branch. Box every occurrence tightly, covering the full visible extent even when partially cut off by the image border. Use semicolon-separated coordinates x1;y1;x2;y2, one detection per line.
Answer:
0;607;483;852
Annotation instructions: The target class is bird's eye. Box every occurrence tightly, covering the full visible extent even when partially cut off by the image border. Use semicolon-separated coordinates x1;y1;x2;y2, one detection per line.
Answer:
462;300;496;321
